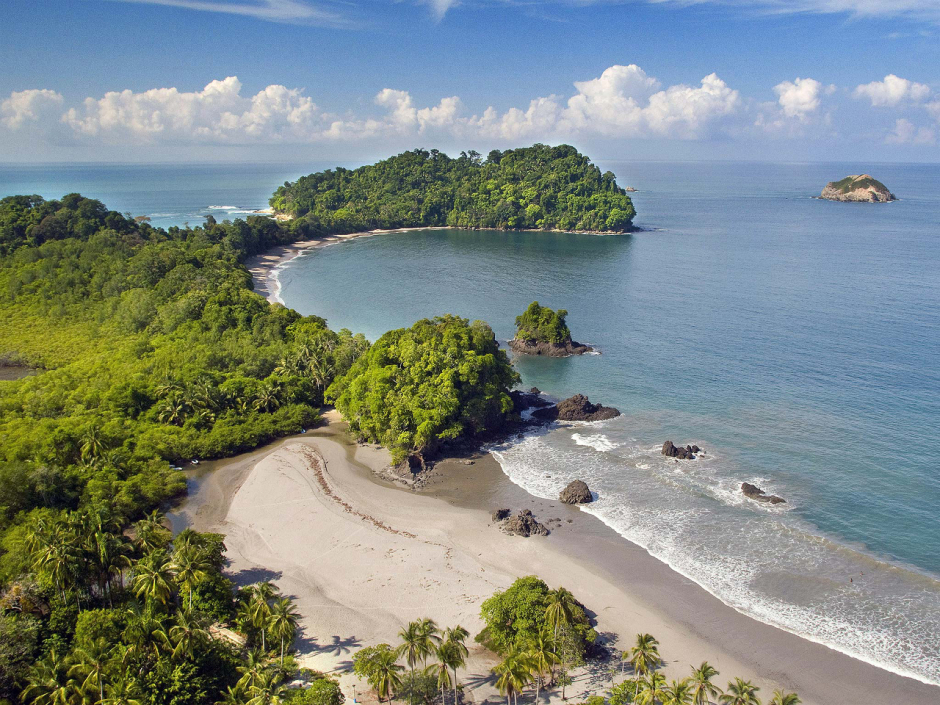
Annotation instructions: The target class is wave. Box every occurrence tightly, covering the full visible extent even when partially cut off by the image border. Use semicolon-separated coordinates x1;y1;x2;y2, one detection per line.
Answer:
207;205;239;210
571;433;620;452
489;424;940;686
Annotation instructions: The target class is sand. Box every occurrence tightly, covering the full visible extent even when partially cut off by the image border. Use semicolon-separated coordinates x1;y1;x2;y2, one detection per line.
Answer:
182;419;940;705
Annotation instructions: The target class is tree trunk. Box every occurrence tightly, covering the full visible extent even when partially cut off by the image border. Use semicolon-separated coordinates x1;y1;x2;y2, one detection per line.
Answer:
281;637;285;665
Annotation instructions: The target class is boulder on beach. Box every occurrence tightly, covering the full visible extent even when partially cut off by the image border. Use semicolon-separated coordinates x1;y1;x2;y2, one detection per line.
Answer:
533;394;621;422
502;509;549;537
559;480;593;504
491;508;511;522
662;441;701;460
820;175;896;203
741;482;786;505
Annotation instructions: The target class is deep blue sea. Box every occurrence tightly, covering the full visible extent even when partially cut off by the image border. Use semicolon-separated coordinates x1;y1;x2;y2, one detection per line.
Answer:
3;160;939;684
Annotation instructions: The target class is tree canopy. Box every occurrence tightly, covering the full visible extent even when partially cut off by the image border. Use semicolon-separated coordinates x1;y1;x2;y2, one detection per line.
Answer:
0;194;369;573
327;315;519;463
477;576;596;656
271;145;636;234
513;302;572;345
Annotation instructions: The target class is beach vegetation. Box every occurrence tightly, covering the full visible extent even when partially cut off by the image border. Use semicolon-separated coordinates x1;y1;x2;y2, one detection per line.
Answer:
719;678;761;705
327;316;519;464
271;145;635;234
513;302;572;345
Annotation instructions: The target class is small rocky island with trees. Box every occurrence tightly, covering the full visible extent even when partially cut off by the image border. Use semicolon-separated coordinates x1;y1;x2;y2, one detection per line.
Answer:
820;174;896;203
509;301;594;356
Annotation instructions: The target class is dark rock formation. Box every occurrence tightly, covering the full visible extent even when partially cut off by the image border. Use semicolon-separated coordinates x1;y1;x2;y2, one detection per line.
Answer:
491;508;511;522
559;480;593;504
662;441;702;460
503;509;549;537
533;394;621;422
821;174;896;203
510;389;554;413
741;482;786;505
529;387;541;394
509;339;594;357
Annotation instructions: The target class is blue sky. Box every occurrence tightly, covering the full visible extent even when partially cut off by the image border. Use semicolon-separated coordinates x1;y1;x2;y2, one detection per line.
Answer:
2;0;939;162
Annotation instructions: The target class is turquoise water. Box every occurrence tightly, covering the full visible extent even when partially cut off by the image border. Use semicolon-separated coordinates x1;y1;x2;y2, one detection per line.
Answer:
3;160;938;684
275;162;940;684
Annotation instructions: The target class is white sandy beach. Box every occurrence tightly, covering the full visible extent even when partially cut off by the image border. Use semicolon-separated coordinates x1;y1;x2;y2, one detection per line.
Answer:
185;418;940;705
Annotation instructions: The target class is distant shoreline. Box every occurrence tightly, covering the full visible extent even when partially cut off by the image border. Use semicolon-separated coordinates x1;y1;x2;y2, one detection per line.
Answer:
245;225;637;305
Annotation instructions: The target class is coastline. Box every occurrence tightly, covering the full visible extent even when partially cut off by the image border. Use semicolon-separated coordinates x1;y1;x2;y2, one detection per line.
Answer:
178;417;940;705
244;225;638;305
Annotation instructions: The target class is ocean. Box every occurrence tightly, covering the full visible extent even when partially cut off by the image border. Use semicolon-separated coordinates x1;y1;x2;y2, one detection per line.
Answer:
3;160;939;685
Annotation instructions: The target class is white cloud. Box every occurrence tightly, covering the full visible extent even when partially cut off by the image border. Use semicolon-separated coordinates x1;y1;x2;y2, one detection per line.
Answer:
8;68;938;152
886;118;936;144
774;77;831;119
854;74;931;107
62;77;321;142
1;89;64;129
558;65;740;139
105;0;345;26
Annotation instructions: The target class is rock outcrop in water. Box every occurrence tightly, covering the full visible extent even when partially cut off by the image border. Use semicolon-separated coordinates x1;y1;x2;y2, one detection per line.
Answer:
533;394;621;422
508;339;594;357
741;482;786;505
820;175;896;203
511;301;594;357
559;480;593;504
662;441;702;459
499;509;549;537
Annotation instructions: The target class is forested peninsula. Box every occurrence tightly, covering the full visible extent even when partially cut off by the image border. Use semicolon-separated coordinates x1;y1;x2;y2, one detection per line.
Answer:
270;144;636;233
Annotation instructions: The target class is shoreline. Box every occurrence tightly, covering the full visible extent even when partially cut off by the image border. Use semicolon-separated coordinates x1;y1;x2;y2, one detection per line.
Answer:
176;419;940;705
244;225;639;305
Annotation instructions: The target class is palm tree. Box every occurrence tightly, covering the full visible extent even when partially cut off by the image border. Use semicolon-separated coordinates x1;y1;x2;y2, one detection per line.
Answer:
169;611;210;660
169;544;210;610
237;651;270;692
493;649;531;705
132;549;174;606
543;587;577;641
398;620;437;705
268;597;300;665
246;671;287;705
216;686;245;705
132;511;171;555
418;618;442;666
80;425;108;465
662;678;695;705
719;679;761;705
102;678;144;705
249;582;280;652
372;648;404;705
525;628;559;704
33;524;81;603
629;634;661;677
444;626;469;705
69;639;114;703
636;672;669;705
121;609;170;672
769;690;800;705
689;663;722;705
429;643;454;705
22;650;81;705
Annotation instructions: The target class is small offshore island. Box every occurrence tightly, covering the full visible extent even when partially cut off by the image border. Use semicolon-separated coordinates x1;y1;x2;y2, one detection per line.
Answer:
509;301;594;356
820;174;896;203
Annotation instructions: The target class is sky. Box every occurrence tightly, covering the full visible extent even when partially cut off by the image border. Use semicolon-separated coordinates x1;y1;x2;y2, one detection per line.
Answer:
2;0;939;163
